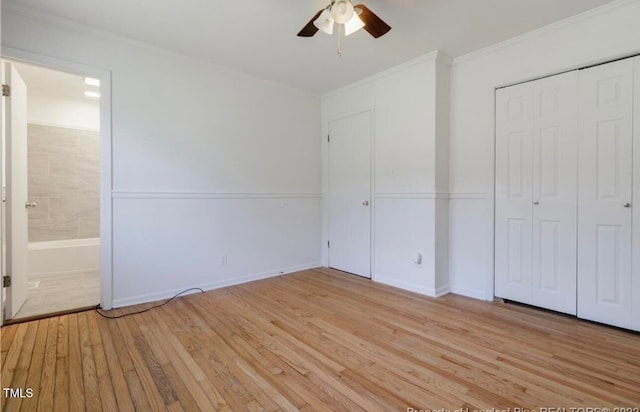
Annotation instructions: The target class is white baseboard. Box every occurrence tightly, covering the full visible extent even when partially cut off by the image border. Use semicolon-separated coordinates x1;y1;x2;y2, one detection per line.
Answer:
111;262;322;309
373;275;450;298
449;285;494;301
434;285;451;297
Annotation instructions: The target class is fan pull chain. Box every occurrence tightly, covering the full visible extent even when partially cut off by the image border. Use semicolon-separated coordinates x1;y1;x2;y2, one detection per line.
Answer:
337;24;342;57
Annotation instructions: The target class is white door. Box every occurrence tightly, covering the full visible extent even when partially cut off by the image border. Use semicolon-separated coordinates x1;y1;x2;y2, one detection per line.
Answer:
495;81;534;304
633;56;640;332
4;62;29;319
577;59;634;329
328;111;371;278
530;71;578;315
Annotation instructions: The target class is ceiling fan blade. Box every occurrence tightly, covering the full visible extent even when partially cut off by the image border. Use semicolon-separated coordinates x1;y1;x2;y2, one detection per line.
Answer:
354;4;391;38
297;9;323;37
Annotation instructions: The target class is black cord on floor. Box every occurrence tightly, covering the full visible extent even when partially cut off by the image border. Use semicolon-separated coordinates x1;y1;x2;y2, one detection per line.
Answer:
95;287;205;319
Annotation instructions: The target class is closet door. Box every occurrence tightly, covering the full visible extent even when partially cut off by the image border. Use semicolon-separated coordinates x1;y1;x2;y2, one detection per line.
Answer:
530;72;578;315
495;82;534;304
577;59;634;329
633;56;640;331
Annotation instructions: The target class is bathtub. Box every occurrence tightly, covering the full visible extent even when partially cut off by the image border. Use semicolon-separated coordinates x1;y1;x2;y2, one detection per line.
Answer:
28;238;100;276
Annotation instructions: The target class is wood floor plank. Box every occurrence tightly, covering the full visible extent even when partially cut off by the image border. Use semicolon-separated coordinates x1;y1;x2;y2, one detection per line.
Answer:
118;311;170;410
1;268;638;410
77;312;100;412
2;321;38;412
87;313;118;411
147;307;221;411
20;318;50;412
36;317;58;412
66;313;86;412
1;324;18;368
54;315;69;412
1;322;28;397
97;315;134;412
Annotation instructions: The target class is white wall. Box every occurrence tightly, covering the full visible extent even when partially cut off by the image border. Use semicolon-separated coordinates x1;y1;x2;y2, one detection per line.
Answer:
449;0;640;300
2;7;322;307
28;89;99;130
322;52;450;296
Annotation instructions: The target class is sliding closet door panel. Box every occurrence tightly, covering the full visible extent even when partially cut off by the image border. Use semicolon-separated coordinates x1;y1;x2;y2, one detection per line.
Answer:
578;59;634;329
632;57;640;331
531;71;578;315
495;82;534;304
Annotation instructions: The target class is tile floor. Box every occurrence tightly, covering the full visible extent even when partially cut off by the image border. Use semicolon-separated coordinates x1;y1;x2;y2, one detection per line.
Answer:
14;270;100;319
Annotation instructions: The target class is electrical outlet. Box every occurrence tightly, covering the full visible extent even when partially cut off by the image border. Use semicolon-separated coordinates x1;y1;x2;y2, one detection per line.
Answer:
220;254;228;266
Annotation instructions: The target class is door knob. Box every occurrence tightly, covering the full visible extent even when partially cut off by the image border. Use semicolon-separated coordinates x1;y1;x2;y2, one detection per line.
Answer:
362;200;369;206
533;200;539;205
623;203;631;208
25;202;37;209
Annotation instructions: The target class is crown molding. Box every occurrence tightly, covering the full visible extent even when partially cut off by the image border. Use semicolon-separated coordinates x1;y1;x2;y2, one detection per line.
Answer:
452;0;639;66
322;49;451;99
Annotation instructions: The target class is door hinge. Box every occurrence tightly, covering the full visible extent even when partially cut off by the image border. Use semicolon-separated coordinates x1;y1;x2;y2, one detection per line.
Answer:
327;241;330;248
2;84;10;97
327;134;330;143
2;275;11;287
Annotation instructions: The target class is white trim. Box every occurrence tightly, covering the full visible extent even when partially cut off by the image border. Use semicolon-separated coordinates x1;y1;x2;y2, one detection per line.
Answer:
452;0;638;66
323;50;451;98
111;191;322;200
326;108;374;125
111;262;322;308
449;285;494;301
2;46;115;311
434;285;451;298
374;275;449;298
448;192;489;200
27;120;99;133
374;192;449;200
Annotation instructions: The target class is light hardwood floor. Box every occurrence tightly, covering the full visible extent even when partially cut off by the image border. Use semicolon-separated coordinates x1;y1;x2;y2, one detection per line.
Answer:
1;268;639;410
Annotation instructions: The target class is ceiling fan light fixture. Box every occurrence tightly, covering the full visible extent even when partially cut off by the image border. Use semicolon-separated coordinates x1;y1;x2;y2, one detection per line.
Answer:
313;8;334;35
343;12;365;36
330;0;354;24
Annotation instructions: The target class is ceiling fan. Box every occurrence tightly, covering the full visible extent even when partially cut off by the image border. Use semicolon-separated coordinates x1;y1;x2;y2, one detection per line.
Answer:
297;0;391;52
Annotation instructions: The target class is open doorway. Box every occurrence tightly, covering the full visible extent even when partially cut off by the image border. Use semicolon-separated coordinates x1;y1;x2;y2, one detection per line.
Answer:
2;60;101;321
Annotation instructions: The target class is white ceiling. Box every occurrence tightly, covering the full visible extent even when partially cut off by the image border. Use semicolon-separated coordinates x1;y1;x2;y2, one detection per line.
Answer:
4;0;618;94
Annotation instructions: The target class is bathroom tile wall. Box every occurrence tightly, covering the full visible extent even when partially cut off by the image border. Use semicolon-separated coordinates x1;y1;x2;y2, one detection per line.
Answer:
28;124;100;242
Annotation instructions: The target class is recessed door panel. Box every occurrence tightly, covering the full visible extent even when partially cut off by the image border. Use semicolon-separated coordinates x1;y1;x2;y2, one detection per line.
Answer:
595;120;621;200
538;127;559;197
595;225;621;304
506;218;526;285
538;220;559;291
507;132;526;198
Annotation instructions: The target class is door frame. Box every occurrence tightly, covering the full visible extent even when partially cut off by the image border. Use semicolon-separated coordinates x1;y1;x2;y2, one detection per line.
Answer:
1;47;114;324
325;107;375;279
